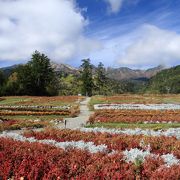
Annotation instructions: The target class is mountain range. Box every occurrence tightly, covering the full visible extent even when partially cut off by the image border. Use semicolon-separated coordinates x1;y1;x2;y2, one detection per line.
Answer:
0;62;165;81
51;62;166;81
106;65;165;81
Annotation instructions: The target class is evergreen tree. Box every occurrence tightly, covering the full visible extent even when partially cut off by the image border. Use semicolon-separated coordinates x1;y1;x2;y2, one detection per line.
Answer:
17;64;34;95
0;70;6;95
17;51;57;96
0;71;5;86
95;62;107;95
80;59;93;96
28;51;55;95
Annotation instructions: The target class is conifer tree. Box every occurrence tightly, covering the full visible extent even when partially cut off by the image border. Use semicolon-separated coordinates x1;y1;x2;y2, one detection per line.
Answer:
80;59;93;96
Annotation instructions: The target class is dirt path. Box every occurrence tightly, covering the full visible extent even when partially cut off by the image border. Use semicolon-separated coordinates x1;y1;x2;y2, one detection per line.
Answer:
57;97;92;129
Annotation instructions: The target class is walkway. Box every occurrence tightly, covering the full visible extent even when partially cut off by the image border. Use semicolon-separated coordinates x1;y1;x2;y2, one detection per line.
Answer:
57;97;92;129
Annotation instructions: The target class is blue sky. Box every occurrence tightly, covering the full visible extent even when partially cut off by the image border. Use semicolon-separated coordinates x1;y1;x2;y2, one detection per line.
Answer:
0;0;180;68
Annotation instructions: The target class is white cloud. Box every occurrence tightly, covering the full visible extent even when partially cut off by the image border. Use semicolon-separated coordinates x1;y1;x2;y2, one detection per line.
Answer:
116;24;180;68
0;0;101;63
105;0;123;13
105;0;140;14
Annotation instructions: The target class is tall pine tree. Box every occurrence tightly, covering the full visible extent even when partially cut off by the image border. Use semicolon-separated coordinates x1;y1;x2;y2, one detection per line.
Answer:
80;59;93;96
17;51;57;96
95;62;107;95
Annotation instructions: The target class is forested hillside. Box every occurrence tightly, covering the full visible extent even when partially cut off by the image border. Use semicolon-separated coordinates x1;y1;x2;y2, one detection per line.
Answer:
146;65;180;93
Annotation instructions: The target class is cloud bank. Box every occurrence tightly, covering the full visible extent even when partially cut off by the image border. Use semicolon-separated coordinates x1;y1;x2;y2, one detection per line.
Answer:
117;25;180;67
0;0;100;63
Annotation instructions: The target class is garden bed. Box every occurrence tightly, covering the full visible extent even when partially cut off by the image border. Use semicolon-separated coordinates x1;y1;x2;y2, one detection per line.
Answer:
0;129;180;179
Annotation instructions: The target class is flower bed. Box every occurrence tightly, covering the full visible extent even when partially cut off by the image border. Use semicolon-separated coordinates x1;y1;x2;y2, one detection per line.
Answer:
0;105;71;111
0;129;180;179
0;110;71;116
0;118;50;131
24;129;180;158
0;105;80;117
89;110;180;124
0;96;81;118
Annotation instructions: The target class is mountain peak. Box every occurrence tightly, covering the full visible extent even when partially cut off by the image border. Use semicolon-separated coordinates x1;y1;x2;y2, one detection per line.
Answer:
51;61;79;75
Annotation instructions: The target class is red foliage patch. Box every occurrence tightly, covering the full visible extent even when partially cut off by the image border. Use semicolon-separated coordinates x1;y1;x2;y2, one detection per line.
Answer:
89;110;180;123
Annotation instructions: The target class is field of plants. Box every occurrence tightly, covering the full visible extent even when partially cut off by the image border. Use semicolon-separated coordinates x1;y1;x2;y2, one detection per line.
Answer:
0;94;180;179
0;96;82;131
89;95;180;130
0;128;180;179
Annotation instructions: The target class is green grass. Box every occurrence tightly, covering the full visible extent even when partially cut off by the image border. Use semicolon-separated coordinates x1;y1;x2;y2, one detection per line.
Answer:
86;122;180;130
89;95;180;110
2;115;66;121
88;96;105;110
0;96;80;106
162;97;180;104
0;97;31;105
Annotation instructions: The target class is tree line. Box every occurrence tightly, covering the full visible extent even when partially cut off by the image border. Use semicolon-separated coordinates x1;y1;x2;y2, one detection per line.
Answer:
0;51;134;96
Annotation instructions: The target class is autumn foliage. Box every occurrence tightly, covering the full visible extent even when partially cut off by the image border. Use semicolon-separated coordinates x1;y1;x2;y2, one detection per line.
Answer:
0;133;180;179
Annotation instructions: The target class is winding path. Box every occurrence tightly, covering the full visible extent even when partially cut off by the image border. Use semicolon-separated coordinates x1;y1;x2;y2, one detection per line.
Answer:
57;97;92;129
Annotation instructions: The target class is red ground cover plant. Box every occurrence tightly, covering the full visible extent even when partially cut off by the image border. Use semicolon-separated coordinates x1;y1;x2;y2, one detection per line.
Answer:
0;137;135;179
89;110;180;123
1;137;180;179
24;129;180;158
0;110;71;116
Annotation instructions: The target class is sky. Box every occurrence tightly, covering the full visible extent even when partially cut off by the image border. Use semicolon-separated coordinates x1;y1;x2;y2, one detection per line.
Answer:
0;0;180;69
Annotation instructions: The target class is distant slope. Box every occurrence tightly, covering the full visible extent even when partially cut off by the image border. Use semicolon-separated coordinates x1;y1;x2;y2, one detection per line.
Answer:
51;62;79;76
146;65;180;93
106;65;165;81
0;65;19;77
0;62;79;77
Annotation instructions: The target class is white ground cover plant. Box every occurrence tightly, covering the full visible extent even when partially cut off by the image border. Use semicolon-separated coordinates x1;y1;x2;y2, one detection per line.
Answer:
0;132;108;154
0;132;179;167
123;148;151;163
122;148;179;167
94;104;180;110
161;154;180;167
80;127;180;139
143;121;177;124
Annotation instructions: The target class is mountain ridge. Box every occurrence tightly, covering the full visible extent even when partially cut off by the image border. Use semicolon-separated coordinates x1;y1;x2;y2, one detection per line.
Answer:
106;65;165;80
0;62;166;80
